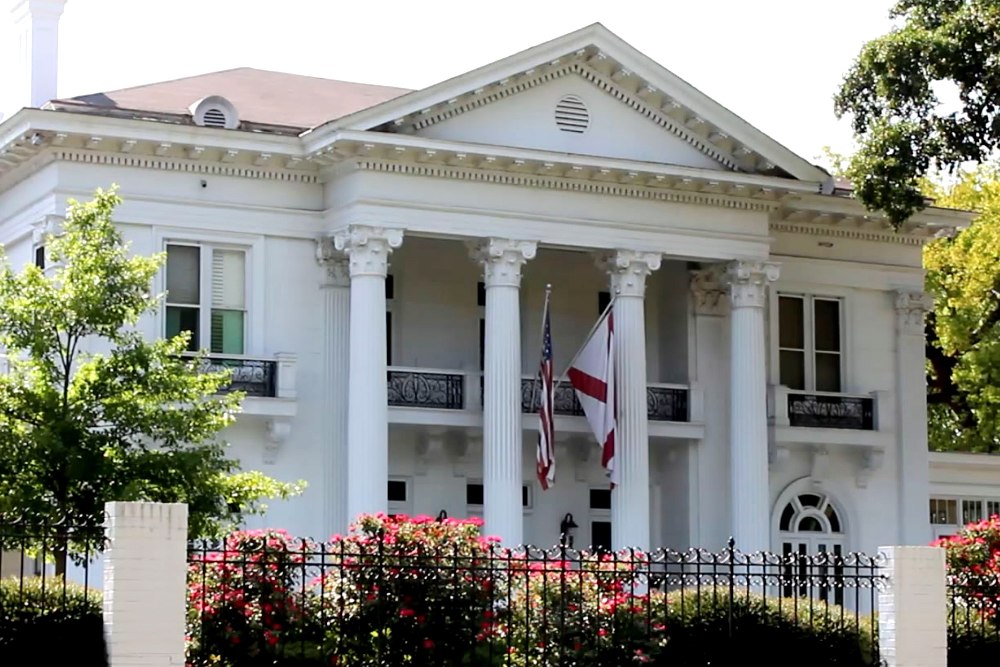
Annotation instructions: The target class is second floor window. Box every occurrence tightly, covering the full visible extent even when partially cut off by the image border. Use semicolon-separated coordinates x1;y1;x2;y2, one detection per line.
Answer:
165;243;246;355
778;294;842;392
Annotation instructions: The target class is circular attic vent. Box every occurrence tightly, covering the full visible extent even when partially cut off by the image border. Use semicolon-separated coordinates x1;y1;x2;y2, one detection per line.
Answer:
189;95;240;129
554;95;589;133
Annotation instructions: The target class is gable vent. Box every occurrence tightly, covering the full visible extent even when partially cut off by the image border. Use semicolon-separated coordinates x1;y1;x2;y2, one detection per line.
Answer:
202;107;228;128
555;95;589;133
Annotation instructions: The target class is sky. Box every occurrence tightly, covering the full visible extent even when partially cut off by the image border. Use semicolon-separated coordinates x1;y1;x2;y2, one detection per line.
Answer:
0;0;901;163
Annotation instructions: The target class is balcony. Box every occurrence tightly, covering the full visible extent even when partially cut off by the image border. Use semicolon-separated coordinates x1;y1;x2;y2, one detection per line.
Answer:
519;378;689;422
767;385;889;477
202;354;297;429
384;367;701;439
387;368;465;410
786;392;874;431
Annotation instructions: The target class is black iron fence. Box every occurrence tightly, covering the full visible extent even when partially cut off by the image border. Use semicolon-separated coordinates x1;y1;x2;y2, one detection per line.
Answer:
948;571;1000;662
0;518;105;659
203;357;278;398
186;533;885;666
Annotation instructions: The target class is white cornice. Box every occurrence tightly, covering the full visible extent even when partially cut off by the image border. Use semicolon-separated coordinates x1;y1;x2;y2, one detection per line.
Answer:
309;130;823;196
929;451;1000;471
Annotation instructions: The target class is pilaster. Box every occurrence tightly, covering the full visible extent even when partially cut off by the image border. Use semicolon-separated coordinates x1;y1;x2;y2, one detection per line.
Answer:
316;237;351;535
895;289;932;544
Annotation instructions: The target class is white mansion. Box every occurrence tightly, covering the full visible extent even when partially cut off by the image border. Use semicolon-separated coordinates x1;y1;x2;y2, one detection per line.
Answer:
0;1;992;556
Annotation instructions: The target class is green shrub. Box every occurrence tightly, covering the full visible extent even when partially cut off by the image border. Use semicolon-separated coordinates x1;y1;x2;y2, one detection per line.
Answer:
661;590;878;666
0;576;105;662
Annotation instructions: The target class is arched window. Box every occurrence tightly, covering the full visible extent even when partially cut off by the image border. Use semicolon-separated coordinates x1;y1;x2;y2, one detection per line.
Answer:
777;491;846;606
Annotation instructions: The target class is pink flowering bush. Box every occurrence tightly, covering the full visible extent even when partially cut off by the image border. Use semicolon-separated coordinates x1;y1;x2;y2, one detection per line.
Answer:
186;528;319;666
313;513;501;665
497;552;669;666
934;515;1000;661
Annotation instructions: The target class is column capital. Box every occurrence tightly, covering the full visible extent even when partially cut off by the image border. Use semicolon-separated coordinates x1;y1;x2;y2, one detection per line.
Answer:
723;260;780;309
333;225;404;278
689;269;727;316
597;249;662;298
895;289;933;335
469;238;537;288
315;237;350;287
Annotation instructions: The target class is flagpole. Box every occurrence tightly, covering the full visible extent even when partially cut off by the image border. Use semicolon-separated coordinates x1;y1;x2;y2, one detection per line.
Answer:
553;288;618;388
529;284;552;412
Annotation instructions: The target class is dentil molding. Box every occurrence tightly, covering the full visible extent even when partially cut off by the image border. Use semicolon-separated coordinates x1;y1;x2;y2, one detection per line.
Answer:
597;249;662;298
723;260;780;309
469;238;537;288
333;225;404;278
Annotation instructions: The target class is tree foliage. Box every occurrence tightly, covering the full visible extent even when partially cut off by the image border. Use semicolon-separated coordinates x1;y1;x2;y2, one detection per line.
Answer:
835;0;1000;225
0;188;302;566
925;166;1000;451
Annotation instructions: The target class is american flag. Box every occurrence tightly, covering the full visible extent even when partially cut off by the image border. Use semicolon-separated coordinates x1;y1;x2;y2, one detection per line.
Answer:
536;291;556;490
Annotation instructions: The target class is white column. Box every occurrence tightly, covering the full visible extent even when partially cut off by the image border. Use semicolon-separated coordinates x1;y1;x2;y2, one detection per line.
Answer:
723;260;779;553
316;239;350;535
471;238;536;545
335;226;403;523
103;501;188;667
877;546;947;667
895;291;933;544
600;250;661;551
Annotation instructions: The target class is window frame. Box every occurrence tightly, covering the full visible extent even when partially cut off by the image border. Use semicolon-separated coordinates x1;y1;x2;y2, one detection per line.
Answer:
465;479;533;515
156;230;262;356
773;291;846;393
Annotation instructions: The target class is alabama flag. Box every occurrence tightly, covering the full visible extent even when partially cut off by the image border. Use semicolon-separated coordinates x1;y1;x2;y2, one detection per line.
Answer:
567;310;617;485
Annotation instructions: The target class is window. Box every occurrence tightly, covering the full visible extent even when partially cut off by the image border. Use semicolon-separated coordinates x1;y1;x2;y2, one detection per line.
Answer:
33;245;45;269
165;244;246;354
465;482;531;509
386;275;394;365
929;498;958;525
598;290;611;317
779;295;842;392
388;479;407;503
777;492;845;606
589;486;612;552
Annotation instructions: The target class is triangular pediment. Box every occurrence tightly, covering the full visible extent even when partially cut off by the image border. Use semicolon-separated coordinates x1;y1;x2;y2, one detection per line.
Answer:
410;70;728;170
316;24;830;184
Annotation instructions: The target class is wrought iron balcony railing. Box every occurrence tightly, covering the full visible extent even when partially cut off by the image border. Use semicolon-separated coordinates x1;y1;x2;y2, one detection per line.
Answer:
786;392;875;431
387;369;465;410
520;378;689;422
201;357;278;398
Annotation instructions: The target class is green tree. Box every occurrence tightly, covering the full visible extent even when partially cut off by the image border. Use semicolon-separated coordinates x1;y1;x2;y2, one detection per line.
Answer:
0;188;302;572
924;166;1000;452
834;0;1000;226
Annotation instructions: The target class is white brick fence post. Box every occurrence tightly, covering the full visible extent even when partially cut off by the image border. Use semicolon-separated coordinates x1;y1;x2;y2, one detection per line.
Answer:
878;546;948;667
103;502;189;666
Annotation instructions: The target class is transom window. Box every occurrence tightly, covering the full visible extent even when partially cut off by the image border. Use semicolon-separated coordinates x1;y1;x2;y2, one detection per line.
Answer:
165;244;247;354
779;295;842;392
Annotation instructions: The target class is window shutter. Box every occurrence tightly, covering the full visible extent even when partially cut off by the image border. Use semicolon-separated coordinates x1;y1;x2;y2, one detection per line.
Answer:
211;250;245;310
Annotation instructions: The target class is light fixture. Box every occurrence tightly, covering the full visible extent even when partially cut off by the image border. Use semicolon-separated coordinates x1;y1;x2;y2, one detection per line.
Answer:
559;513;579;548
436;509;448;522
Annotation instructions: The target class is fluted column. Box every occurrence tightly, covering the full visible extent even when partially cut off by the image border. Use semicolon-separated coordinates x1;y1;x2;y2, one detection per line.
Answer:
895;290;933;544
723;260;779;553
335;225;404;522
316;239;350;535
599;250;661;551
471;238;536;545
